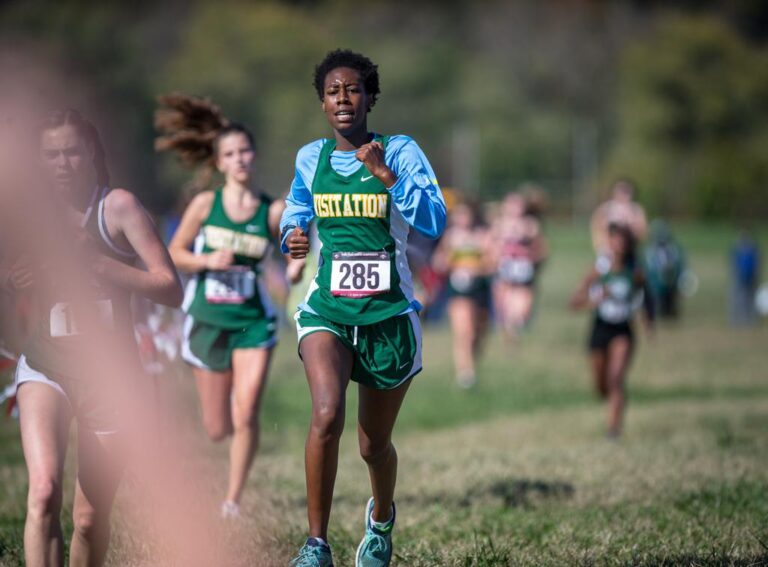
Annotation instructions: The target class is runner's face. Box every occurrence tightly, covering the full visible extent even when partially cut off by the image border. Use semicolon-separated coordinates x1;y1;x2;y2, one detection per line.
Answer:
40;124;93;195
503;194;525;217
451;204;473;229
612;183;633;203
322;67;369;134
608;231;628;257
216;132;254;184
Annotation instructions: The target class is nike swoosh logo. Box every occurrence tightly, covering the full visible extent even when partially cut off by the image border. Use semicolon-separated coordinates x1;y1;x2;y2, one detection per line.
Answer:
361;175;374;182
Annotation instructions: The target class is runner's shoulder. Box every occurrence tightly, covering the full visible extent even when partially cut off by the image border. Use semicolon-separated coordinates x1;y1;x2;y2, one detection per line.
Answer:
187;190;217;220
295;139;326;163
384;134;417;153
383;134;428;165
103;188;143;219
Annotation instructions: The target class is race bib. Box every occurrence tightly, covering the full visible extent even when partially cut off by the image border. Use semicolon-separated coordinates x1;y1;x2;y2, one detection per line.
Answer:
449;269;478;293
499;258;534;284
330;252;390;298
598;299;630;324
50;300;114;338
205;266;256;304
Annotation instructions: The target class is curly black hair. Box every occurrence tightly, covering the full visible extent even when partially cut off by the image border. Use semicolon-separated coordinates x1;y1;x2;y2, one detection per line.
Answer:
313;49;380;106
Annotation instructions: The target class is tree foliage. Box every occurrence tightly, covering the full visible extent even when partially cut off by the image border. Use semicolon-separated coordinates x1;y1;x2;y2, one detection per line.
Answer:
1;1;766;220
604;15;768;219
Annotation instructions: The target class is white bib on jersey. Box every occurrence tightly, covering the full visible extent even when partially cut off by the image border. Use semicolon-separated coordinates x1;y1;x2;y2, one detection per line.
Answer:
498;258;534;284
50;300;115;338
205;266;256;304
330;251;390;298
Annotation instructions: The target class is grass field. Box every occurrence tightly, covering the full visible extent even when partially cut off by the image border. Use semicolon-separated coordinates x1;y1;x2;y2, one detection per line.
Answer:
1;223;767;566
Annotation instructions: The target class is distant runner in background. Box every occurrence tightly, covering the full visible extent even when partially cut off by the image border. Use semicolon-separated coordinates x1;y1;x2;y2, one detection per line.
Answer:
591;178;648;271
491;190;548;341
571;223;655;438
433;198;493;388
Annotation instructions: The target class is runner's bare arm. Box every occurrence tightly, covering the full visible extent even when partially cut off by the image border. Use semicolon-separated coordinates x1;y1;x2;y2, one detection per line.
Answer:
533;230;549;265
4;257;35;290
95;189;183;307
431;230;451;275
590;204;607;251
632;205;649;241
570;268;599;311
168;192;232;273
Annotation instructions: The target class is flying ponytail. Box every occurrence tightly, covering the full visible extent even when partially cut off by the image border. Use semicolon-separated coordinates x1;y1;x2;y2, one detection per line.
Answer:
154;93;254;193
40;109;110;186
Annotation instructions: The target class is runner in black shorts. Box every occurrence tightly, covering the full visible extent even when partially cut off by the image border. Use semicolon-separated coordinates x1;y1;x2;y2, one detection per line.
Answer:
570;223;654;438
432;199;492;388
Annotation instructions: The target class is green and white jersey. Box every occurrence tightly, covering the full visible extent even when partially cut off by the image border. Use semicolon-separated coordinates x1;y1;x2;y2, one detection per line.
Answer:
593;268;641;325
281;134;446;326
183;189;275;329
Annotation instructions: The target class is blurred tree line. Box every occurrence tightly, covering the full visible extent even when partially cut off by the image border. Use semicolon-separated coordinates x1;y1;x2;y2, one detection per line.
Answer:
1;0;766;220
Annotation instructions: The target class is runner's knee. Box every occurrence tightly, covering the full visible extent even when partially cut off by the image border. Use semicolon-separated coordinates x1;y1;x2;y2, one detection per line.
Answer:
27;477;62;519
310;401;345;441
203;417;232;442
232;409;259;433
359;437;393;466
72;507;101;540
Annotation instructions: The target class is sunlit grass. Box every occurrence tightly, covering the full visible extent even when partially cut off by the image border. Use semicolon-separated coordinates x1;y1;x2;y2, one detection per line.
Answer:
0;222;766;566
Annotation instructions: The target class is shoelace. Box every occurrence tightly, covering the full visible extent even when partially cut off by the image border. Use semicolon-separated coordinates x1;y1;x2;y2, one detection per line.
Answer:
362;532;389;558
289;545;326;567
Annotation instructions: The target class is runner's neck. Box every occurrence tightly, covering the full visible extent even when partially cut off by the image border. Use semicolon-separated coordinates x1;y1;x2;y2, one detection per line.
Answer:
222;180;257;205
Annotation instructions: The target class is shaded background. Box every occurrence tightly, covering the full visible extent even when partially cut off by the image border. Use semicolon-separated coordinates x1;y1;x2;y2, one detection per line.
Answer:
2;0;767;220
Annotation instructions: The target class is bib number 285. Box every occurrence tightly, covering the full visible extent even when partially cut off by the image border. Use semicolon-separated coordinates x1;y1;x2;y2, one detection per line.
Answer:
330;252;390;298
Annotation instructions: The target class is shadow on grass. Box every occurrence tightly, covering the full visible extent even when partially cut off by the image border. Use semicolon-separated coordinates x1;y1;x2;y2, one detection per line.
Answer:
277;477;575;512
477;478;575;509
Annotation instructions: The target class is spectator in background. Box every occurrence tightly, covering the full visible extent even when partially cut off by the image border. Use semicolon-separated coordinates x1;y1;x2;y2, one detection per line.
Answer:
591;178;648;271
729;229;760;327
644;220;685;319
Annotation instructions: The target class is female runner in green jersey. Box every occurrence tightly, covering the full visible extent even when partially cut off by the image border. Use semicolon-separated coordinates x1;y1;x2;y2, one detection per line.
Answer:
157;95;303;518
570;223;654;438
281;50;446;567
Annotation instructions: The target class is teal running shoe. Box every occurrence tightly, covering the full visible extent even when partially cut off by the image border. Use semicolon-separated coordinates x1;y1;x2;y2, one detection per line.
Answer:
355;497;395;567
289;538;334;567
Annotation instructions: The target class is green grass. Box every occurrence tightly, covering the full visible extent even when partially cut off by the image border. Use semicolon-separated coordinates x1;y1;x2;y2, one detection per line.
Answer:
1;222;767;566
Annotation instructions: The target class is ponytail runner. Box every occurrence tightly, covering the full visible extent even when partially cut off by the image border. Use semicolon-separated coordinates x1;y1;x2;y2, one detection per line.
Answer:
154;93;254;194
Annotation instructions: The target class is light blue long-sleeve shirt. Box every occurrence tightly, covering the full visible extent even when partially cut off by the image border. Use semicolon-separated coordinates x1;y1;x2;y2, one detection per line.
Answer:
280;134;446;252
